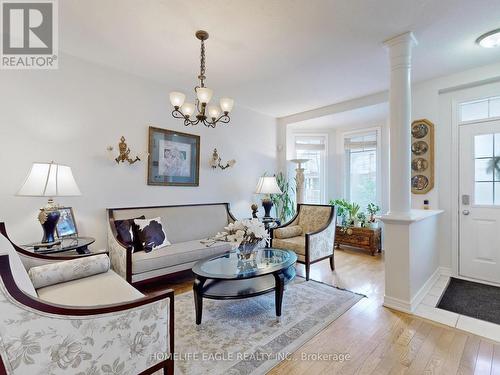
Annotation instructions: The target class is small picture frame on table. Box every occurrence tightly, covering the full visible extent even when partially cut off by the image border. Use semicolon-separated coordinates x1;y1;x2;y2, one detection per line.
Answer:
147;126;200;186
56;207;78;238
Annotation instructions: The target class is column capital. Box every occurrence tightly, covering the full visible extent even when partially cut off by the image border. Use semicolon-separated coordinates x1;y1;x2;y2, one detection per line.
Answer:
384;32;417;70
383;32;418;49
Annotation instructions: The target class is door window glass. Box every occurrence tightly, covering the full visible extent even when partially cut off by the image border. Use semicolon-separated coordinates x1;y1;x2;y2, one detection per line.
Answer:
474;133;500;205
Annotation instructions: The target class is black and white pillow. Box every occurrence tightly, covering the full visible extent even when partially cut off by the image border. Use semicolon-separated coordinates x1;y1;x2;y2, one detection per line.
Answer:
133;217;171;253
114;215;145;252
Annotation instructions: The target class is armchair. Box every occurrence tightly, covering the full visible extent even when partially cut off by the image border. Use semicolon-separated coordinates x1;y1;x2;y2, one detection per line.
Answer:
0;223;174;374
270;204;336;281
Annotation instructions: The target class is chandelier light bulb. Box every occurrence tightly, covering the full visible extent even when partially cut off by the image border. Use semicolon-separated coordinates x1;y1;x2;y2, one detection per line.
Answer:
207;105;221;119
196;87;213;104
169;92;186;108
220;97;234;113
181;103;196;117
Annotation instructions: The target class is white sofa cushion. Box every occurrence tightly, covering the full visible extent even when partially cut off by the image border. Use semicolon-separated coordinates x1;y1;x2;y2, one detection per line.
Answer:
28;254;110;289
37;269;144;306
0;236;37;297
132;239;232;274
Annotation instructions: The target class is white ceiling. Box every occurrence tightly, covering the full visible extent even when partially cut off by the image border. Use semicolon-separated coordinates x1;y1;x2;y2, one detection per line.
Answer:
60;0;500;117
288;103;388;130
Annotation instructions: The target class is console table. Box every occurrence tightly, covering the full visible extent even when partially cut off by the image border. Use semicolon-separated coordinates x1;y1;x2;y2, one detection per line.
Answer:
335;226;382;256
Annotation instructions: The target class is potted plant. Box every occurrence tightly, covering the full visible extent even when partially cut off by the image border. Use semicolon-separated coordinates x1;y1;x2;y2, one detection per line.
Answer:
346;203;360;226
357;212;367;227
329;198;350;226
366;203;381;228
269;172;295;224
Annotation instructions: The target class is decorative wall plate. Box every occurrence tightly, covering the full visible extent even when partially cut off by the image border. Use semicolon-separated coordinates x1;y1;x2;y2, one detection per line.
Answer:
411;123;429;139
411;158;428;172
411;141;428;155
411;119;434;194
411;175;429;190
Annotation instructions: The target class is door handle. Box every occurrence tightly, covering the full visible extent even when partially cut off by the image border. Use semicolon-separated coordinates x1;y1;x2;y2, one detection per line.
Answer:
462;210;470;215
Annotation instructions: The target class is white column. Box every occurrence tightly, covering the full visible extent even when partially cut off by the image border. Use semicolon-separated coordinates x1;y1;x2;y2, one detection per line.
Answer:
384;32;417;215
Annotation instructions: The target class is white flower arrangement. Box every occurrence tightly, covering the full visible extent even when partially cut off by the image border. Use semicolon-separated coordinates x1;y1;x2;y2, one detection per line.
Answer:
211;219;269;249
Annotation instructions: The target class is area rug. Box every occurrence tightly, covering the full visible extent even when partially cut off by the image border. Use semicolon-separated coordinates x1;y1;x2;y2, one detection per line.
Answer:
437;277;500;325
174;278;364;375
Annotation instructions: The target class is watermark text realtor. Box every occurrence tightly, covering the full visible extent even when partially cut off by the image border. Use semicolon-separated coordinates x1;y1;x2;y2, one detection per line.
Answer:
1;0;58;69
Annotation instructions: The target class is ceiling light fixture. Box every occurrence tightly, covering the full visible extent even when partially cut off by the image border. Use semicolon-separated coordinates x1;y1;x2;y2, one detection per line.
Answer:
169;30;234;128
476;28;500;48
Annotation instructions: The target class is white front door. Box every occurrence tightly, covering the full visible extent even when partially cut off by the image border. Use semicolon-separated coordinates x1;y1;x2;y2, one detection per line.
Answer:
460;120;500;283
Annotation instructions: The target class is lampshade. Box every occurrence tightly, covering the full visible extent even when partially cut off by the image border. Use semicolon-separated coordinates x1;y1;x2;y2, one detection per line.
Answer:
255;176;283;195
17;162;82;197
207;105;221;119
169;91;186;108
181;102;196;117
196;87;213;104
220;97;234;113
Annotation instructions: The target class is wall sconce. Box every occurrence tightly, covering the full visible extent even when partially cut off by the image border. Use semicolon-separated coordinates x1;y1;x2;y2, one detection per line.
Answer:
209;148;236;170
107;136;144;165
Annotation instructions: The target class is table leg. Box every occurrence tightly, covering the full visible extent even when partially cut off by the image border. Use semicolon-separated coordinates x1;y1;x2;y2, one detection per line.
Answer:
193;276;206;325
273;271;285;317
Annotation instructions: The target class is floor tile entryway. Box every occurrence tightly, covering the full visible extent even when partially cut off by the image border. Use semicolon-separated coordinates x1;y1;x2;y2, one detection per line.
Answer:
415;275;500;342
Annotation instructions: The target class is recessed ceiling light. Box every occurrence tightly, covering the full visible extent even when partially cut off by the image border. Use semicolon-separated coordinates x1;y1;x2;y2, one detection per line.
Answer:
476;28;500;48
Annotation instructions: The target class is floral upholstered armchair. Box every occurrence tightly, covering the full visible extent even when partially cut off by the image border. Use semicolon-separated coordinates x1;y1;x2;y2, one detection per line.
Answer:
0;223;174;375
270;204;337;281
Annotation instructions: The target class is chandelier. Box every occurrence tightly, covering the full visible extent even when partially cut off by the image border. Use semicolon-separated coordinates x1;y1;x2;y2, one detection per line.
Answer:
169;30;234;128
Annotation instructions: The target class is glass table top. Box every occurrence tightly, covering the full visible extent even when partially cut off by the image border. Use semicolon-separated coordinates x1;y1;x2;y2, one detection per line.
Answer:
192;248;297;280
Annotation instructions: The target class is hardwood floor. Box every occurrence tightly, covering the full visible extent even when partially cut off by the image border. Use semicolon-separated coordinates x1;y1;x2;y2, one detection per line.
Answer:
139;247;500;374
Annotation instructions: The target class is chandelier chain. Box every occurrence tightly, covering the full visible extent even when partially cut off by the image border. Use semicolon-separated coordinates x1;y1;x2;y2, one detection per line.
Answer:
199;39;206;87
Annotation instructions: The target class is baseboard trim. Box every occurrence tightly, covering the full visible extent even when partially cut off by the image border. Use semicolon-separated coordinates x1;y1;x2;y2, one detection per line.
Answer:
383;296;412;314
384;266;446;314
409;267;442;311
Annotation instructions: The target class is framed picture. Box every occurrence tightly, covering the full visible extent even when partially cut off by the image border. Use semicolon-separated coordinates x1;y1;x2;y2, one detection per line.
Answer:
148;126;200;186
56;207;78;238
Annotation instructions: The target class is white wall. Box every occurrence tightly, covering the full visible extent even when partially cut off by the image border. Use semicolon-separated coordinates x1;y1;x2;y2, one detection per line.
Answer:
0;54;277;249
412;61;500;269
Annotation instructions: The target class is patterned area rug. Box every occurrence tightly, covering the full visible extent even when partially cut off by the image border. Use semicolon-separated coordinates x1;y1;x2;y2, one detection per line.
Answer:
174;278;364;374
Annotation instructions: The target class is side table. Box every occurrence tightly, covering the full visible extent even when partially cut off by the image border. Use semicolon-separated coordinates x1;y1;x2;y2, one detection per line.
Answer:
21;237;96;256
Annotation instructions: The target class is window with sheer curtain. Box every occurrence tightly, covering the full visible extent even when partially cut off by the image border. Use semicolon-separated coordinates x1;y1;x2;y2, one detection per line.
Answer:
294;135;327;204
344;131;378;209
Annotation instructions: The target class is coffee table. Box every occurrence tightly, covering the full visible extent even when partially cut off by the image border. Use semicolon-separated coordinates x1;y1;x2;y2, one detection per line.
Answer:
191;248;297;325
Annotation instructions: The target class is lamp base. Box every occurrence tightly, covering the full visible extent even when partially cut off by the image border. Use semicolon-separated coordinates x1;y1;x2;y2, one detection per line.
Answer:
38;208;60;243
262;199;273;219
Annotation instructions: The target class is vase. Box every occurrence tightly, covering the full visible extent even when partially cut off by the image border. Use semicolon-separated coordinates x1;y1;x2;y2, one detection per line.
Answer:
237;242;260;260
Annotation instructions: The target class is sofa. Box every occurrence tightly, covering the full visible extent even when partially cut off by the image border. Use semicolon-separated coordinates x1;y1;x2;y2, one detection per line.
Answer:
270;204;337;281
0;222;174;375
107;203;235;285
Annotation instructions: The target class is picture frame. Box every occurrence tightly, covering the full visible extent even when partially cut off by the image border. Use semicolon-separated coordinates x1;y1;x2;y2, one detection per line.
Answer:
56;207;78;238
147;126;200;186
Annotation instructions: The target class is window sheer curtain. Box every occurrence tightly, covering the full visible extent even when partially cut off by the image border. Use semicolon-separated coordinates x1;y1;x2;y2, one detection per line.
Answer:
344;132;378;209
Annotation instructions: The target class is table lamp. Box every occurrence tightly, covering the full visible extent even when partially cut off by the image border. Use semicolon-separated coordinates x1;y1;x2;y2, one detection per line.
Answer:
255;176;283;219
17;162;82;244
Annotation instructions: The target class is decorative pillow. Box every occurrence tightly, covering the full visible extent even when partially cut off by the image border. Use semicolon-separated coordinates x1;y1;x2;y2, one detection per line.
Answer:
133;217;171;253
114;215;145;251
274;225;303;239
28;254;110;289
